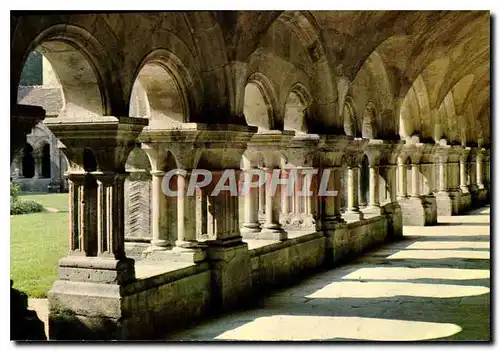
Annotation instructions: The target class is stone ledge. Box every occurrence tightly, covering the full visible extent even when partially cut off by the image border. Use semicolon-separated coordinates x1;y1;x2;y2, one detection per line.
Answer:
248;231;323;258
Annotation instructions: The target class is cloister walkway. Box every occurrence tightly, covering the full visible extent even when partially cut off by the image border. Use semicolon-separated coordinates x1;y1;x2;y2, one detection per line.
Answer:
165;206;491;341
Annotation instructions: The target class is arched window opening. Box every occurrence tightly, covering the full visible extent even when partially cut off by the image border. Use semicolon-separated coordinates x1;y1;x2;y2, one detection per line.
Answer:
41;143;51;178
343;102;357;137
284;90;309;133
22;144;35;178
129;62;186;129
243;81;273;130
362;103;377;139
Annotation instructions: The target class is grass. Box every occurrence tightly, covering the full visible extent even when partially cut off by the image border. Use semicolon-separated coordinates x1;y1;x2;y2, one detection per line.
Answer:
11;193;69;298
19;193;69;212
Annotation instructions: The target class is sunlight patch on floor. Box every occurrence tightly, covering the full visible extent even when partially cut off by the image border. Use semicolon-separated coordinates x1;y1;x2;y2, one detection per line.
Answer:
405;241;489;250
341;267;490;281
305;281;489;299
387;250;489;260
214;315;462;341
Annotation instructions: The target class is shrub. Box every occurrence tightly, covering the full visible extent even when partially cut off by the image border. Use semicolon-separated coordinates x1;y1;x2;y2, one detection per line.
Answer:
11;200;44;215
10;181;44;215
10;180;21;203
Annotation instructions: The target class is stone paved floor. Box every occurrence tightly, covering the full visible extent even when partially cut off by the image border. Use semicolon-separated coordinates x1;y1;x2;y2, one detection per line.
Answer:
165;205;490;341
28;206;490;341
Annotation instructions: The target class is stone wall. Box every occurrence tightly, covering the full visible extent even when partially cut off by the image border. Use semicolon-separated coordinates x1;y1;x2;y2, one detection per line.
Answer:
49;263;211;340
48;212;401;340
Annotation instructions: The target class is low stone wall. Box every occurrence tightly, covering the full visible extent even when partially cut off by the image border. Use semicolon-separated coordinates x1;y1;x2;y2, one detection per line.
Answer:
250;232;326;290
48;212;401;340
250;213;394;289
459;192;472;213
49;263;211;340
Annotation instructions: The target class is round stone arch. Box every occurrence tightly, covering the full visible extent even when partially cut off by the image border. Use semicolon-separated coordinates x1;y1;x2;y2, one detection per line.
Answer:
243;72;279;131
343;96;357;137
362;101;378;139
283;82;313;134
15;24;116;118
129;49;201;128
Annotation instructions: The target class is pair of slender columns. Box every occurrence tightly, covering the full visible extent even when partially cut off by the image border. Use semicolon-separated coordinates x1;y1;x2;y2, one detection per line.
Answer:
149;170;199;250
347;165;380;212
241;167;285;239
67;171;128;259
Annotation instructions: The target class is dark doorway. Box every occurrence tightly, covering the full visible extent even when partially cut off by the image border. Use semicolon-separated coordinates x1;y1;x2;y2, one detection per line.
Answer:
41;144;51;178
22;144;35;178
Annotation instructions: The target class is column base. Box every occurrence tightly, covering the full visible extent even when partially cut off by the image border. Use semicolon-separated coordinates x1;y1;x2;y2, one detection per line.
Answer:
240;222;262;235
398;195;437;226
144;239;169;253
342;210;364;222
382;201;403;238
143;245;207;263
362;205;382;217
280;213;317;231
258;224;287;241
48;280;125;340
206;242;252;311
435;190;460;216
57;256;135;285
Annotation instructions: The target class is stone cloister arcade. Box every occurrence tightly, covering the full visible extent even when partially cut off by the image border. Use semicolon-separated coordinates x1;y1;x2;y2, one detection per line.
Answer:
10;11;490;340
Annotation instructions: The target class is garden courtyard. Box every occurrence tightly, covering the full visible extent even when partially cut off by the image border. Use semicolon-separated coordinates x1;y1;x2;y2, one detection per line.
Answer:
10;193;68;298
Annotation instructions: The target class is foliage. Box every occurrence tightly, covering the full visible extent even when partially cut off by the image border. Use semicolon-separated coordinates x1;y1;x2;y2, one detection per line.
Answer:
11;200;44;215
10;180;21;203
19;51;43;86
11;182;44;215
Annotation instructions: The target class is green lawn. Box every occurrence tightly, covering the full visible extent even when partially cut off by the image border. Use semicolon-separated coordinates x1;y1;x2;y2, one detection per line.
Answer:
11;193;69;298
19;193;69;212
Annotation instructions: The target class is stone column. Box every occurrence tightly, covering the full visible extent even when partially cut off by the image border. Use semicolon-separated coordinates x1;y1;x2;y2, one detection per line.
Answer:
476;156;484;189
369;165;380;207
260;168;286;240
95;172;129;260
320;167;343;224
258;183;265;216
411;163;420;198
241;167;261;234
438;158;447;192
460;159;469;193
33;150;41;179
67;172;94;255
397;160;408;199
388;165;397;202
281;169;290;215
344;165;364;221
149;170;168;250
176;170;198;247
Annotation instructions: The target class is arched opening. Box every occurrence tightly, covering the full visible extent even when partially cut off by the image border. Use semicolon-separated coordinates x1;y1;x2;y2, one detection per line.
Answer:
22;144;35;178
343;100;357;137
41;143;51;178
362;102;377;139
284;87;310;134
17;38;105;119
359;155;370;208
243;79;274;131
124;147;153;246
129;62;186;129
